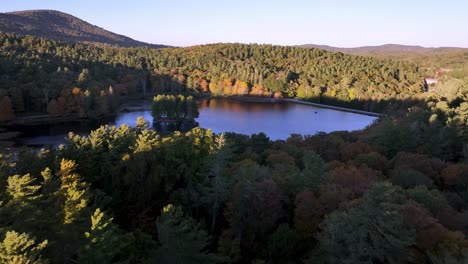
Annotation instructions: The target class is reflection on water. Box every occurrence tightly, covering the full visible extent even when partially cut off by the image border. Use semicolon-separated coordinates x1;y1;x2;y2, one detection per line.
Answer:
196;99;377;140
14;98;378;146
200;98;289;113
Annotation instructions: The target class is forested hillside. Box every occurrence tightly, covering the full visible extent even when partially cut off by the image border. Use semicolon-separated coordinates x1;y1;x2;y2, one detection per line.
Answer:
0;84;467;262
299;44;468;80
0;32;426;120
298;44;465;57
0;10;167;48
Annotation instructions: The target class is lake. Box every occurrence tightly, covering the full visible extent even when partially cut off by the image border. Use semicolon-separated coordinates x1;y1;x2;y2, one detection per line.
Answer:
15;98;378;146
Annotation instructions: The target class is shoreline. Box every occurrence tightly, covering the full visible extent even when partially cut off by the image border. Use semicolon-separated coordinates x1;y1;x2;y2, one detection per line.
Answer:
284;99;382;117
6;95;381;126
210;95;282;103
210;95;382;117
9;113;116;126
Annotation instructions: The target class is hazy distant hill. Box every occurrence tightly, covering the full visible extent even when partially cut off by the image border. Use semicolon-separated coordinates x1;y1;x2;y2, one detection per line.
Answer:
300;44;468;77
298;44;466;57
0;10;167;48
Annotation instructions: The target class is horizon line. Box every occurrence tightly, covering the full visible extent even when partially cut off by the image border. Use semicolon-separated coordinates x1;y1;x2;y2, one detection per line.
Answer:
2;9;468;49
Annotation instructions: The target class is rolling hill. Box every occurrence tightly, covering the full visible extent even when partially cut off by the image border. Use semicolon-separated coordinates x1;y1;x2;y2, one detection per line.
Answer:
0;9;168;48
300;44;468;78
298;43;466;57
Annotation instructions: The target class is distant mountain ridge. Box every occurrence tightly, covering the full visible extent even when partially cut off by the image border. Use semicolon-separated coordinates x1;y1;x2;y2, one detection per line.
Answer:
0;9;168;48
298;43;467;57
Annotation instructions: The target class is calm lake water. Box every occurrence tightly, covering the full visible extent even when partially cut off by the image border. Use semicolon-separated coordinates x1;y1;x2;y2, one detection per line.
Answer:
15;99;377;146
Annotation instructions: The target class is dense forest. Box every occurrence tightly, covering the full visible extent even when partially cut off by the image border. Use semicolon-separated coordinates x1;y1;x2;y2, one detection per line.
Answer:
0;83;467;262
0;32;426;121
152;95;199;122
298;44;468;79
1;26;468;263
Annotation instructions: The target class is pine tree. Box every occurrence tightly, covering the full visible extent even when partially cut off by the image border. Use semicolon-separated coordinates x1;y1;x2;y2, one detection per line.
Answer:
77;68;89;84
312;183;415;264
154;204;219;264
288;151;325;193
0;230;48;264
7;174;41;201
80;208;131;263
199;134;233;232
58;159;90;224
136;116;150;131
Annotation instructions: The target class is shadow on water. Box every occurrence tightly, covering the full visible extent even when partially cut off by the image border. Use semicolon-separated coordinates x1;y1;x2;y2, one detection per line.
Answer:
4;95;427;147
153;120;199;134
8;117;115;147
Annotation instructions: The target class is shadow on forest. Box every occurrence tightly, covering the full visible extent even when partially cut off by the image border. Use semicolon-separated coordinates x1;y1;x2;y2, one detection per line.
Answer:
145;73;427;116
294;95;424;114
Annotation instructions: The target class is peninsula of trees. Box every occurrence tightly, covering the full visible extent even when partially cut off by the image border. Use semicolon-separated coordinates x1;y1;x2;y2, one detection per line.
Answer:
152;95;199;122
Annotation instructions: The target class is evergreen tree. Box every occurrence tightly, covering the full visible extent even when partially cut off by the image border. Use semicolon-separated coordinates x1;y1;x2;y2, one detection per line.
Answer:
7;174;41;201
58;159;90;224
79;208;133;263
154;204;219;264
312;183;416;264
0;230;48;264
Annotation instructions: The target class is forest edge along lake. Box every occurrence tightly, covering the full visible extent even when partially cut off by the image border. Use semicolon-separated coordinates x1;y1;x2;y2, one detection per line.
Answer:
11;98;378;146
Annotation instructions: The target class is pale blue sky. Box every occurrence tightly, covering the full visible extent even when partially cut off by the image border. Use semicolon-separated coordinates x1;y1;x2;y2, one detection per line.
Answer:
1;0;467;47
